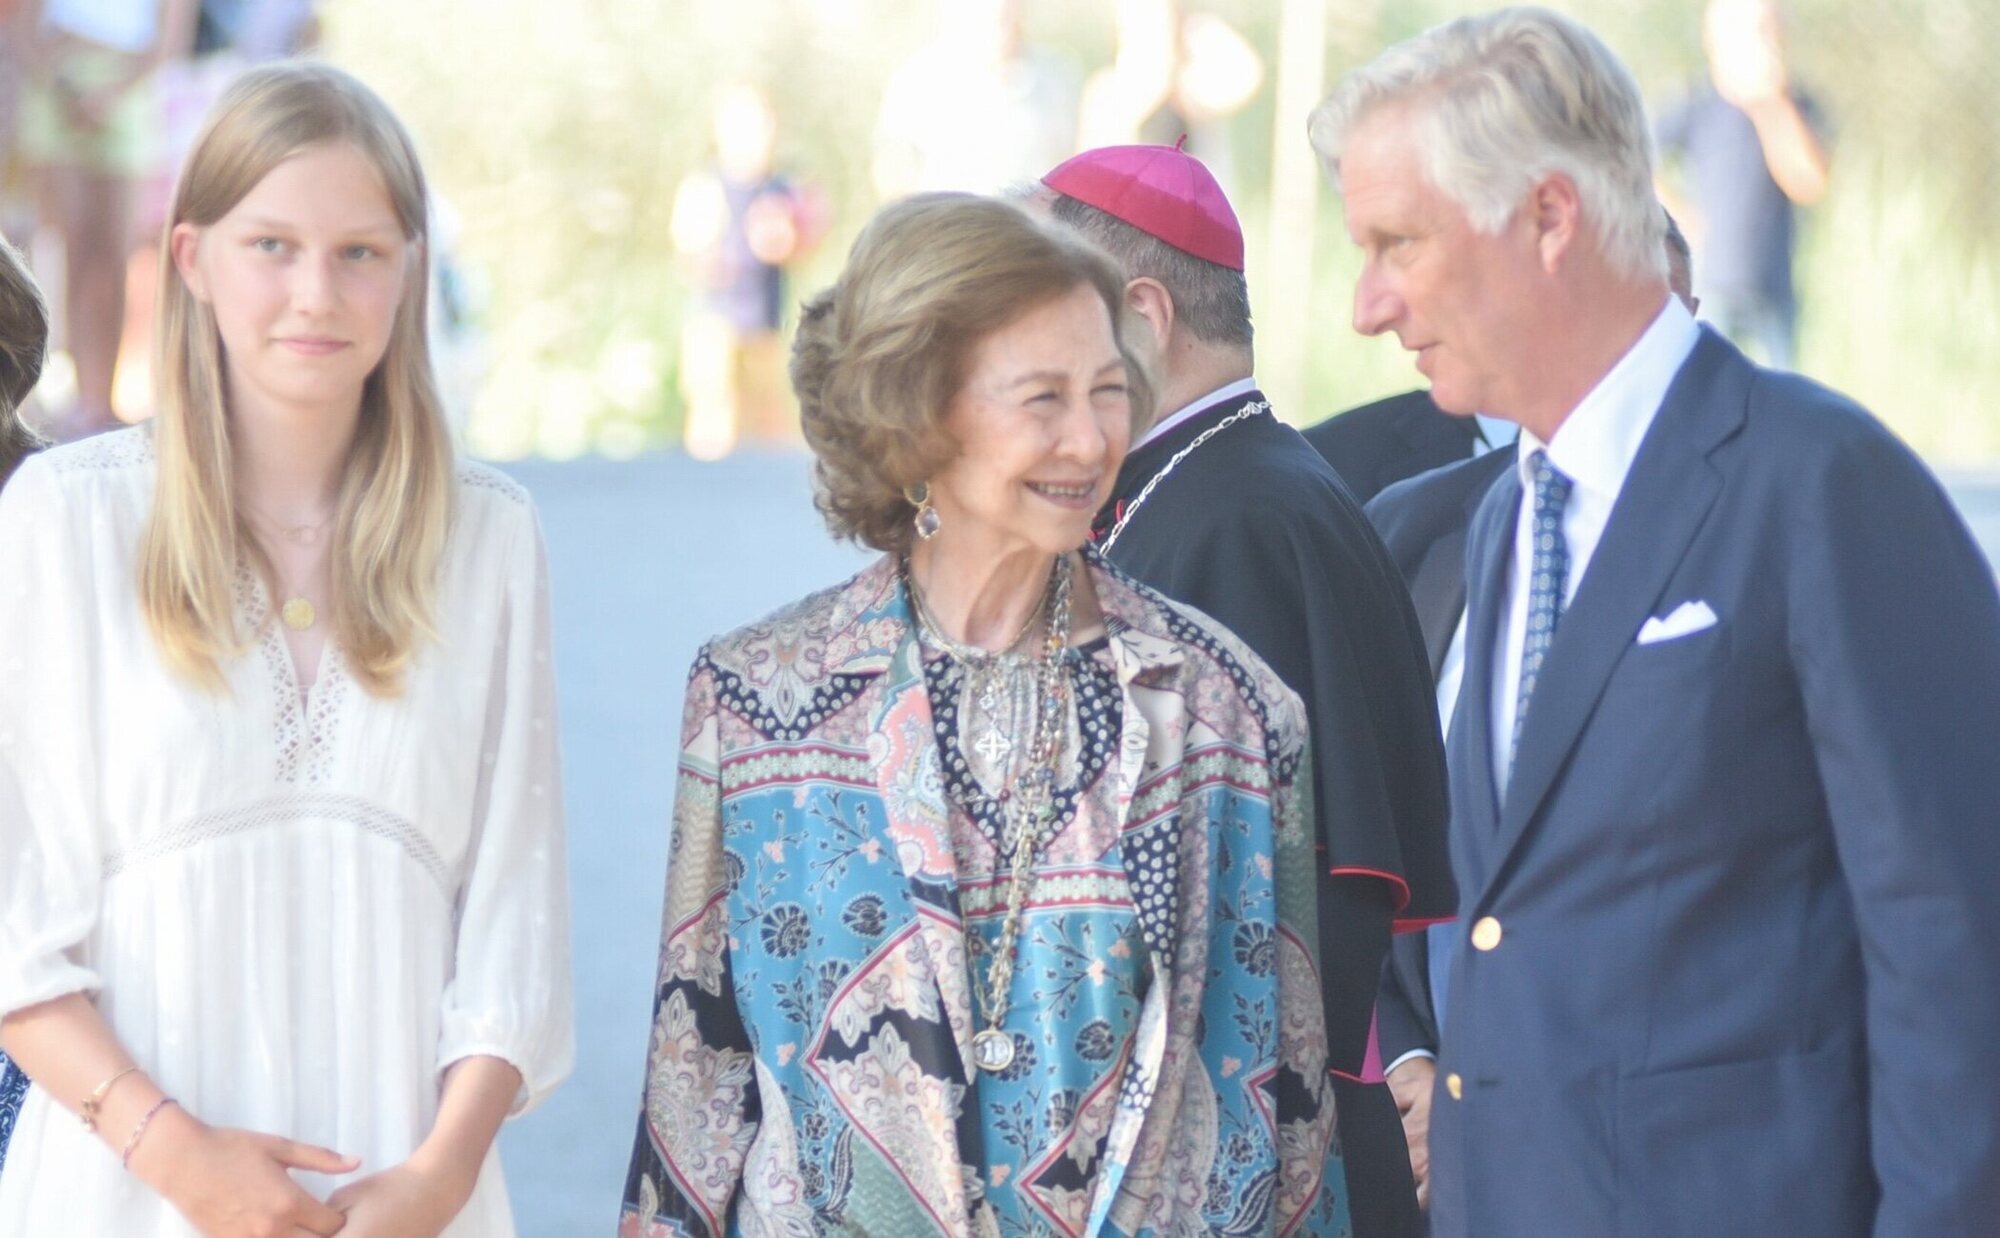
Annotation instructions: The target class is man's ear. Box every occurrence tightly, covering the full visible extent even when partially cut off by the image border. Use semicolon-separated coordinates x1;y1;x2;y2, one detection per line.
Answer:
170;223;209;302
1124;276;1175;352
1527;172;1584;273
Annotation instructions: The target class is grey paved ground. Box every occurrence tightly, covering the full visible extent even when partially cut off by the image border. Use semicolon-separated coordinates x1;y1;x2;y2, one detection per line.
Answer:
495;450;869;1236
494;450;2000;1236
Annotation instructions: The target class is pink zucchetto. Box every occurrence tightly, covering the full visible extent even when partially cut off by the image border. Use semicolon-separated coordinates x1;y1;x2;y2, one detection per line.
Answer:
1041;140;1245;271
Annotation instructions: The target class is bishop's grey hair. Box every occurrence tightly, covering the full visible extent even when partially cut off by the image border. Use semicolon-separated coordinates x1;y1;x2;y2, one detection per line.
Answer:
1045;194;1254;349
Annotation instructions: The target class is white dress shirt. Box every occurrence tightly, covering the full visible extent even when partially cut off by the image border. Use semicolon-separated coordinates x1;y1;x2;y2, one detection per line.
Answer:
1489;298;1700;796
1134;377;1260;451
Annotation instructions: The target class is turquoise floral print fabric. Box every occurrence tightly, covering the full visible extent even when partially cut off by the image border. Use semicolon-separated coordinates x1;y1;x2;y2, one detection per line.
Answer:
619;555;1351;1237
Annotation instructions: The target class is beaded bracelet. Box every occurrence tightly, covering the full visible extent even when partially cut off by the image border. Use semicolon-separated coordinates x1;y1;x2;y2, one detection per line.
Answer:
78;1065;141;1133
121;1097;178;1169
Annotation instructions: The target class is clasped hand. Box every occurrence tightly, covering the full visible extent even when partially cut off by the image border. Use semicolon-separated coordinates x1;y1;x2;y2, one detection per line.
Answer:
131;1106;465;1237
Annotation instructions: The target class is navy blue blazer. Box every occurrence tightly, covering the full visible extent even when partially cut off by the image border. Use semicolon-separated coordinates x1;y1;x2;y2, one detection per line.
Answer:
1428;329;2000;1237
1365;448;1516;1068
1306;389;1480;505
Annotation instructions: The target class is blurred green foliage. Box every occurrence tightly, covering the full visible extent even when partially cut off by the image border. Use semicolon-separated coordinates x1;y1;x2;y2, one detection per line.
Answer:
327;0;2000;463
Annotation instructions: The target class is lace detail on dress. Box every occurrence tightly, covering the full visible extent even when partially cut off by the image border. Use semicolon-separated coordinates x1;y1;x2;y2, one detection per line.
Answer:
41;424;155;473
101;789;453;892
298;662;348;783
458;460;530;506
233;560;347;784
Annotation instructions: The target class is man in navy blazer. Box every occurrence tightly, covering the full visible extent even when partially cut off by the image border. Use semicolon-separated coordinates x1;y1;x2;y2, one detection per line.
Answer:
1313;9;2000;1236
1365;219;1699;1214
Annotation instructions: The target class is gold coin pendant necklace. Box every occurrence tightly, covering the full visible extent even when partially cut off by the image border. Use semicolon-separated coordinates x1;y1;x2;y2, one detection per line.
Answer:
246;504;333;631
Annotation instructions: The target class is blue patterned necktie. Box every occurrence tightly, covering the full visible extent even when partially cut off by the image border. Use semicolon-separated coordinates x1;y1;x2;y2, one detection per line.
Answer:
1512;450;1574;762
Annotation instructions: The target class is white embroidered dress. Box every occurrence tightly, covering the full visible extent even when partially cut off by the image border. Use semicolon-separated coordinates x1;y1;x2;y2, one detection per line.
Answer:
0;428;573;1235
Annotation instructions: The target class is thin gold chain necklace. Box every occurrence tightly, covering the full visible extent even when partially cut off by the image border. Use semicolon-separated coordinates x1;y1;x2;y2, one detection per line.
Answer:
242;504;334;632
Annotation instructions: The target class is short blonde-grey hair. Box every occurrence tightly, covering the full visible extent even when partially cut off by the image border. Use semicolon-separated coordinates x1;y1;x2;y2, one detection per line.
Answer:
792;193;1156;556
1309;6;1666;281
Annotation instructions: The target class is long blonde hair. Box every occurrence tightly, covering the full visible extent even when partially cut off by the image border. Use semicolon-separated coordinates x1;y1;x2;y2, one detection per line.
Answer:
140;62;454;695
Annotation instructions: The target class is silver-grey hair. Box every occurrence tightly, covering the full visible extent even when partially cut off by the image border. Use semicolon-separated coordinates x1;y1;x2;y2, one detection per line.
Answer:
1308;6;1667;281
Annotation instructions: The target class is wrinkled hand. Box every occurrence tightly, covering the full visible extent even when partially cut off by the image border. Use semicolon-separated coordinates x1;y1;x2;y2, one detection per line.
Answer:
133;1107;356;1237
326;1161;470;1238
1387;1057;1437;1210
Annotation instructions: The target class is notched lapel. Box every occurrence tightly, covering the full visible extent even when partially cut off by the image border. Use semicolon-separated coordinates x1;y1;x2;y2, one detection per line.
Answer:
1490;340;1744;881
1455;467;1520;845
1409;527;1470;675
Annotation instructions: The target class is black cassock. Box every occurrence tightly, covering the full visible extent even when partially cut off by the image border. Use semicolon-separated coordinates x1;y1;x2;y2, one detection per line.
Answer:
1092;387;1453;1238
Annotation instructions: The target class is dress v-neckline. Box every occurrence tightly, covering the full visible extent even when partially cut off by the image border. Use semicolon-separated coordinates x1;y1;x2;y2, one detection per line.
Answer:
236;561;348;782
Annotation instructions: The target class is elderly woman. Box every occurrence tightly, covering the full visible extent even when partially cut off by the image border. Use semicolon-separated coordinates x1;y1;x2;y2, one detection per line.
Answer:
619;193;1348;1236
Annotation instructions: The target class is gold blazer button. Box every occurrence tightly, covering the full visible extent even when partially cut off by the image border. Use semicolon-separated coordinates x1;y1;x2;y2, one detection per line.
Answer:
1471;916;1503;951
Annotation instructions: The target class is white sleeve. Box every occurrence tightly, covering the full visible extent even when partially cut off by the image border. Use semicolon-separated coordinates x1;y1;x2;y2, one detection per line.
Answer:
1384;1048;1437;1078
434;503;575;1116
0;460;106;1023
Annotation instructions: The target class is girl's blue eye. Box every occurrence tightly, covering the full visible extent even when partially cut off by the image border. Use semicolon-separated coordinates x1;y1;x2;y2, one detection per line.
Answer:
254;237;285;254
343;245;377;261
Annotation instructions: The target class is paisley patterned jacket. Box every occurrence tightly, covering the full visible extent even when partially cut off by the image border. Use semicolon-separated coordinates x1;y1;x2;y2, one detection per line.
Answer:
619;554;1350;1237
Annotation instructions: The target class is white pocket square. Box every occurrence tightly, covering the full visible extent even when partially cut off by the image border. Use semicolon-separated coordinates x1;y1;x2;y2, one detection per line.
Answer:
1637;600;1718;645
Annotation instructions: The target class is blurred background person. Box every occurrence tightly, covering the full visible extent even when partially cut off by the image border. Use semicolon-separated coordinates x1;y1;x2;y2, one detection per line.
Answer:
19;0;195;440
670;81;825;460
113;0;321;422
1075;0;1262;187
0;1;36;243
1655;0;1830;369
871;0;1078;198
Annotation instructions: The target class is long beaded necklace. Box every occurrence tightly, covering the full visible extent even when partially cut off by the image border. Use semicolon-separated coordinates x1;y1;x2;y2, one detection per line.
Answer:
1100;399;1271;553
906;567;1056;770
905;555;1075;1074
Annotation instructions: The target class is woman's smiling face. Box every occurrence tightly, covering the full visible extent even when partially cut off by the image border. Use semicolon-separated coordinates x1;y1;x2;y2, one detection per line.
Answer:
927;284;1135;560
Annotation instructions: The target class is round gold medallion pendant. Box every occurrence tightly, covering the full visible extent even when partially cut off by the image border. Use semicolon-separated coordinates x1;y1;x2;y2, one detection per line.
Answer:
971;1029;1015;1074
280;597;318;631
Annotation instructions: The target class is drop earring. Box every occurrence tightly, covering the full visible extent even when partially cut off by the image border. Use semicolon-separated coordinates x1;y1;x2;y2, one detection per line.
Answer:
905;482;942;541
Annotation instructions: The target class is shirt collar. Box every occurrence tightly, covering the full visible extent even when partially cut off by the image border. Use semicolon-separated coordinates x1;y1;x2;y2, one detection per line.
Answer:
1134;377;1260;452
1472;414;1519;454
1515;297;1700;499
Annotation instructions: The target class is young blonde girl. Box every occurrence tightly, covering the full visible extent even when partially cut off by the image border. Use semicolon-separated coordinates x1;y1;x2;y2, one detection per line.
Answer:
0;63;572;1237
